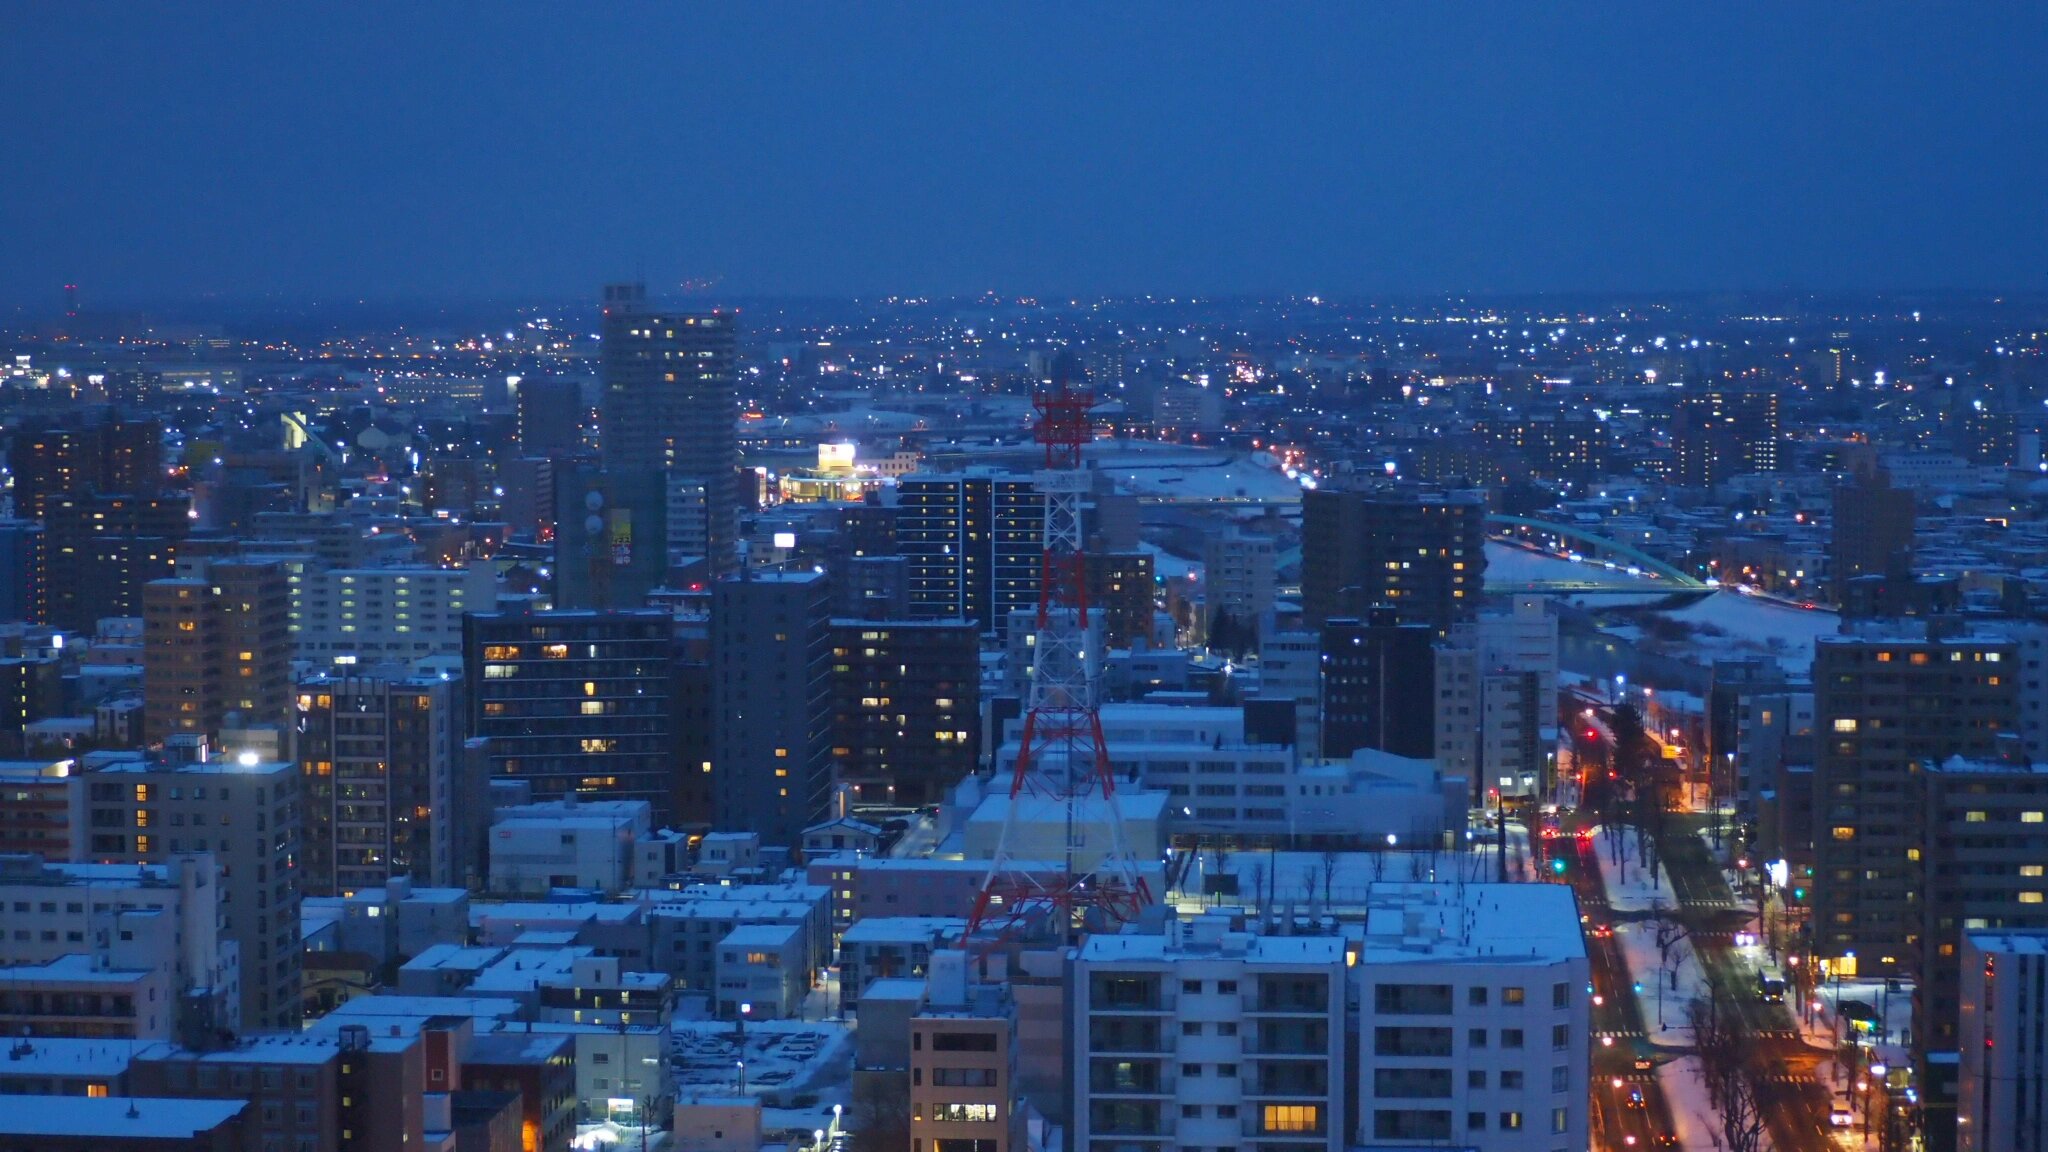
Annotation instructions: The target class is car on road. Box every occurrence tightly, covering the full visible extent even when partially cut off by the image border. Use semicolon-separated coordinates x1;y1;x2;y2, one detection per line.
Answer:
1829;1104;1856;1127
1626;1087;1645;1109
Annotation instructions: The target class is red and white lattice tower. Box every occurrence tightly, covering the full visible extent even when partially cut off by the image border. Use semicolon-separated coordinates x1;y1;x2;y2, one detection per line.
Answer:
966;360;1152;943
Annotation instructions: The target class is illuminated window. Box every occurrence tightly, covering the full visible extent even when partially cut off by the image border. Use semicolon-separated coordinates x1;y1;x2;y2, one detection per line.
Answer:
2022;865;2044;877
1262;1105;1320;1134
775;748;788;758
2022;892;2045;905
85;1083;109;1098
483;664;517;679
581;701;608;716
580;738;615;753
542;644;570;658
1966;811;1987;823
1832;718;1858;733
1831;827;1855;841
2024;812;2045;824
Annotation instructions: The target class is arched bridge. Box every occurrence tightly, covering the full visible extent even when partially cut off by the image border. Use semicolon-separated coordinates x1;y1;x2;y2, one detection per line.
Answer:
1484;514;1709;593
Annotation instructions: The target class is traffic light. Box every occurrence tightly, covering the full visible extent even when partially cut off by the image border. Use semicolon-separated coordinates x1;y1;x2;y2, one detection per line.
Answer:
1792;886;1807;902
1551;858;1569;876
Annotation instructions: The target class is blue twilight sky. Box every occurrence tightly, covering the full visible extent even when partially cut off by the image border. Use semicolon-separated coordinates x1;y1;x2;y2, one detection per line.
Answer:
2;2;2045;307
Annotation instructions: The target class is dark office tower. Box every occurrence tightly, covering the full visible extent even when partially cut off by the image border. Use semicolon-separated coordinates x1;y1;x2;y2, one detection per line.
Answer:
1319;609;1436;760
516;377;584;459
8;413;164;520
551;459;667;610
896;471;1043;637
672;657;714;827
1811;630;2019;981
711;571;832;846
828;619;979;809
464;608;679;822
1298;484;1486;634
598;283;740;576
1831;467;1916;603
0;521;46;624
44;493;190;631
295;672;458;897
0;652;63;757
1085;551;1157;650
142;558;293;744
1670;389;1780;488
832;555;910;620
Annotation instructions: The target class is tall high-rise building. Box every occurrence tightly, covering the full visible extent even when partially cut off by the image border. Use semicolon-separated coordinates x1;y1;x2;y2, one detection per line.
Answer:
0;519;47;624
712;571;832;846
464;607;680;823
1958;930;2048;1152
1831;467;1916;602
1913;758;2048;1147
142;558;293;745
828;618;979;809
295;672;461;898
44;493;189;631
598;282;740;576
515;376;585;459
1321;610;1436;761
1204;529;1277;630
1085;551;1156;651
1299;485;1486;634
1670;389;1780;489
84;741;303;1033
7;413;163;521
1433;595;1559;801
897;471;1043;637
1811;630;2019;977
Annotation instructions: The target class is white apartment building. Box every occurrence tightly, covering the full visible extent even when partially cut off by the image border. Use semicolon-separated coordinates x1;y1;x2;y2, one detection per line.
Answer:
1072;912;1348;1152
1204;530;1278;625
486;798;651;895
82;743;300;1033
299;564;495;665
1958;930;2048;1152
0;852;238;1036
1011;703;1461;846
1434;596;1559;800
1356;882;1590;1151
1255;630;1322;755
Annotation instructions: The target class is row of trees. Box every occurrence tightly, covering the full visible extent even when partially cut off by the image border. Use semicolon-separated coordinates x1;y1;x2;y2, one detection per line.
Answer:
1683;983;1769;1152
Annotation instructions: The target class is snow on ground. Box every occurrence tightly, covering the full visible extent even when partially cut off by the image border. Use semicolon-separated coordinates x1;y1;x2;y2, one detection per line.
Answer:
1590;824;1682;913
1139;540;1201;582
1655;1055;1719;1149
1614;915;1712;1044
1663;589;1841;675
1810;979;1914;1070
672;1018;853;1107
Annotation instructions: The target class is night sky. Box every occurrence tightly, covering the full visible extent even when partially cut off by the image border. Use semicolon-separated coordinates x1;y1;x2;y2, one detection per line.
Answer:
3;2;2045;306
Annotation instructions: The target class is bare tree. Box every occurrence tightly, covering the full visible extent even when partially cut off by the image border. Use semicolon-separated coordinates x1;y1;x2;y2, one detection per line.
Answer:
1320;850;1340;906
1684;986;1767;1152
849;1073;912;1152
